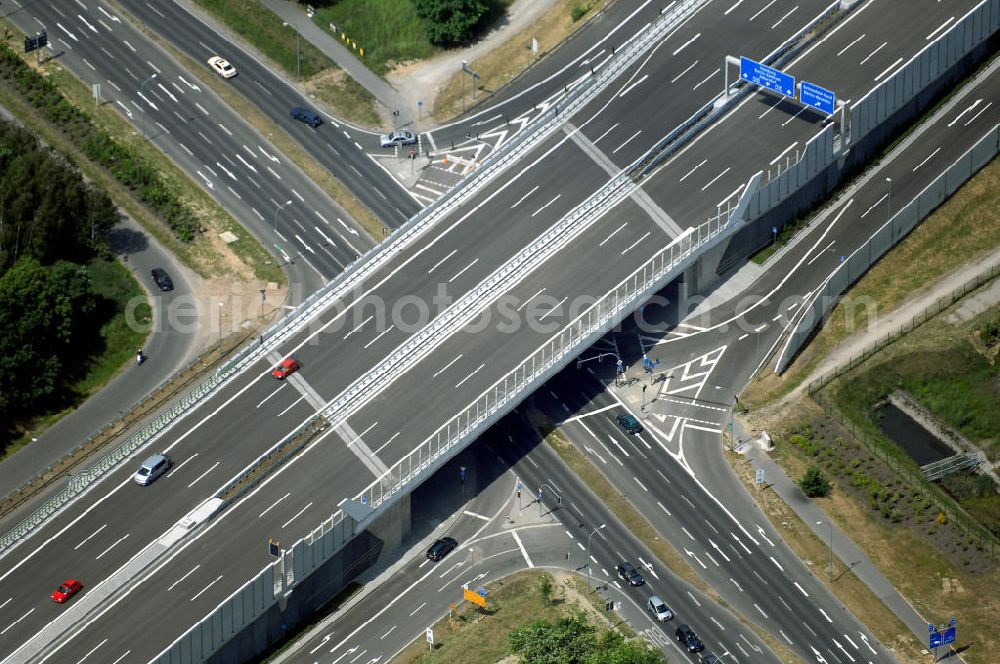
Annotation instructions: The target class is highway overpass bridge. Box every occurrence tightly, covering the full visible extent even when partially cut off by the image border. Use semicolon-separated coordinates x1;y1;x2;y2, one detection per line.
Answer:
1;0;997;662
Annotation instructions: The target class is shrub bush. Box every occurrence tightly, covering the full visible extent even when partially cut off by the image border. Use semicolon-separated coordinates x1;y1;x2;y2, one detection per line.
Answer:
800;465;832;498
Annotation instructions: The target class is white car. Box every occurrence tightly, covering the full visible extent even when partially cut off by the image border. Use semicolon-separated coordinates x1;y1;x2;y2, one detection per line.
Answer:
379;130;417;148
208;56;237;79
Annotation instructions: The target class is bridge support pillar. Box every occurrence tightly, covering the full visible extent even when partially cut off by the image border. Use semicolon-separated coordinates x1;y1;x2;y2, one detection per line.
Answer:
680;237;729;316
367;492;411;554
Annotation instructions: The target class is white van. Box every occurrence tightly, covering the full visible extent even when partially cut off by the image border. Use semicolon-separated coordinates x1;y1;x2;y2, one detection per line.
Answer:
133;453;171;486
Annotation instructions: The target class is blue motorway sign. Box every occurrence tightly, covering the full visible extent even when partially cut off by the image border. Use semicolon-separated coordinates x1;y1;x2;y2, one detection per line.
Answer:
740;56;794;97
941;626;957;646
800;80;836;114
929;630;942;649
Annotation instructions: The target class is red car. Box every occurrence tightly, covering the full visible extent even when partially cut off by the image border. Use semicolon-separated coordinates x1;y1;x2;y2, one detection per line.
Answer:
51;579;82;603
271;358;300;379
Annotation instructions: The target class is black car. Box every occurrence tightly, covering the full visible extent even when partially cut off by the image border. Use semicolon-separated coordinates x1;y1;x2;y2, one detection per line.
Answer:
151;268;173;292
616;413;643;434
291;106;323;128
615;561;645;586
426;537;458;562
675;624;705;653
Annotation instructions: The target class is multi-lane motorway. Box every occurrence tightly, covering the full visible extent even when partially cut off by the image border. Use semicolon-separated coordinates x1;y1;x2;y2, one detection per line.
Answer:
0;0;995;661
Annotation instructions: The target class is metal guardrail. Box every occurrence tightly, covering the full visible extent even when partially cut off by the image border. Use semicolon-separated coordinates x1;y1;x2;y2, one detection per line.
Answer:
0;0;705;559
216;0;708;379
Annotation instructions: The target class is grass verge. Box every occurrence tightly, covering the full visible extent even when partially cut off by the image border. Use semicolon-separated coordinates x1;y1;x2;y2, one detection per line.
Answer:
314;0;435;77
744;156;1000;407
392;569;632;664
527;411;802;662
114;15;388;240
187;0;379;126
431;0;601;121
0;20;283;284
725;445;929;661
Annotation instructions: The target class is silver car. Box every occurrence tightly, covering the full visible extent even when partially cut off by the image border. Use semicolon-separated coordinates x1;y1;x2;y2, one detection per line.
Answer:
133;453;171;486
379;130;417;148
647;595;673;621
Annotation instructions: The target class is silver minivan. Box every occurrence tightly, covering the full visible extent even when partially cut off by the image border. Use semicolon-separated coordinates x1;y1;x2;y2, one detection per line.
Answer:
133;453;171;486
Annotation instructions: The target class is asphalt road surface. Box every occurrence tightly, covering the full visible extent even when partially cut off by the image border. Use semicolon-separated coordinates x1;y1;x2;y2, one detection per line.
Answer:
0;2;992;661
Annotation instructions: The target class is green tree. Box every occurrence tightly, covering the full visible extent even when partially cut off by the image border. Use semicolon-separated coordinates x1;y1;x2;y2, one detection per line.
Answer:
585;630;664;664
508;614;597;664
414;0;494;46
800;465;832;498
0;257;94;423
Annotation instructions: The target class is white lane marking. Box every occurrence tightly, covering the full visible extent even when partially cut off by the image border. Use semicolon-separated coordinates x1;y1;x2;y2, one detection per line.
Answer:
281;502;313;528
433;354;463;378
187;461;220;488
516;288;546;312
448;258;479;283
190;575;223;602
837;33;865;57
599;221;627;246
793;580;809;597
680;158;707;181
748;0;777;21
167;565;200;591
258;492;290;519
633;476;648;492
770;5;797;30
671;33;700;56
670;59;698;84
510;185;539;209
611;129;642;154
427;248;457;273
344;315;373;339
617;73;649;98
859;40;887;66
462;510;490;521
701;166;731;191
926;16;955;41
531;194;562;218
74;524;108;550
95;533;129;560
620;231;651;255
455;363;485;389
692;67;719;90
511;530;533;568
538;297;567;322
363;324;395;350
874;56;904;82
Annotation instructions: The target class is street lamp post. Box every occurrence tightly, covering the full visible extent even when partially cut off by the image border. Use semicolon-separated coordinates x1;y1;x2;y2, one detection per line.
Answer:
817;520;833;581
282;22;301;82
586;524;606;591
139;73;158;139
273;199;293;233
885;176;892;222
218;302;224;343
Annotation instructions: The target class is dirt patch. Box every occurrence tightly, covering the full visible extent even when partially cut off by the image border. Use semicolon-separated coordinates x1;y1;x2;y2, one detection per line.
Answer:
387;0;589;124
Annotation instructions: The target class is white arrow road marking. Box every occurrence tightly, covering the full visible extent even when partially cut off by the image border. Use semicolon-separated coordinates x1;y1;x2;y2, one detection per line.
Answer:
98;6;121;22
115;100;133;119
122;39;136;52
832;638;855;662
584;446;607;464
196;171;214;190
235;154;257;173
314;227;335;246
177;75;200;92
858;633;876;654
295;235;315;253
136;92;158;110
258;146;280;163
56;22;79;41
338;218;359;236
215;162;237;181
77;15;98;33
156;82;177;102
757;525;775;546
684;548;707;569
709;539;731;562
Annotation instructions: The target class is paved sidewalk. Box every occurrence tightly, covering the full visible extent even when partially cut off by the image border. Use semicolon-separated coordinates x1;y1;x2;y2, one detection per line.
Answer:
734;421;945;656
259;0;412;128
